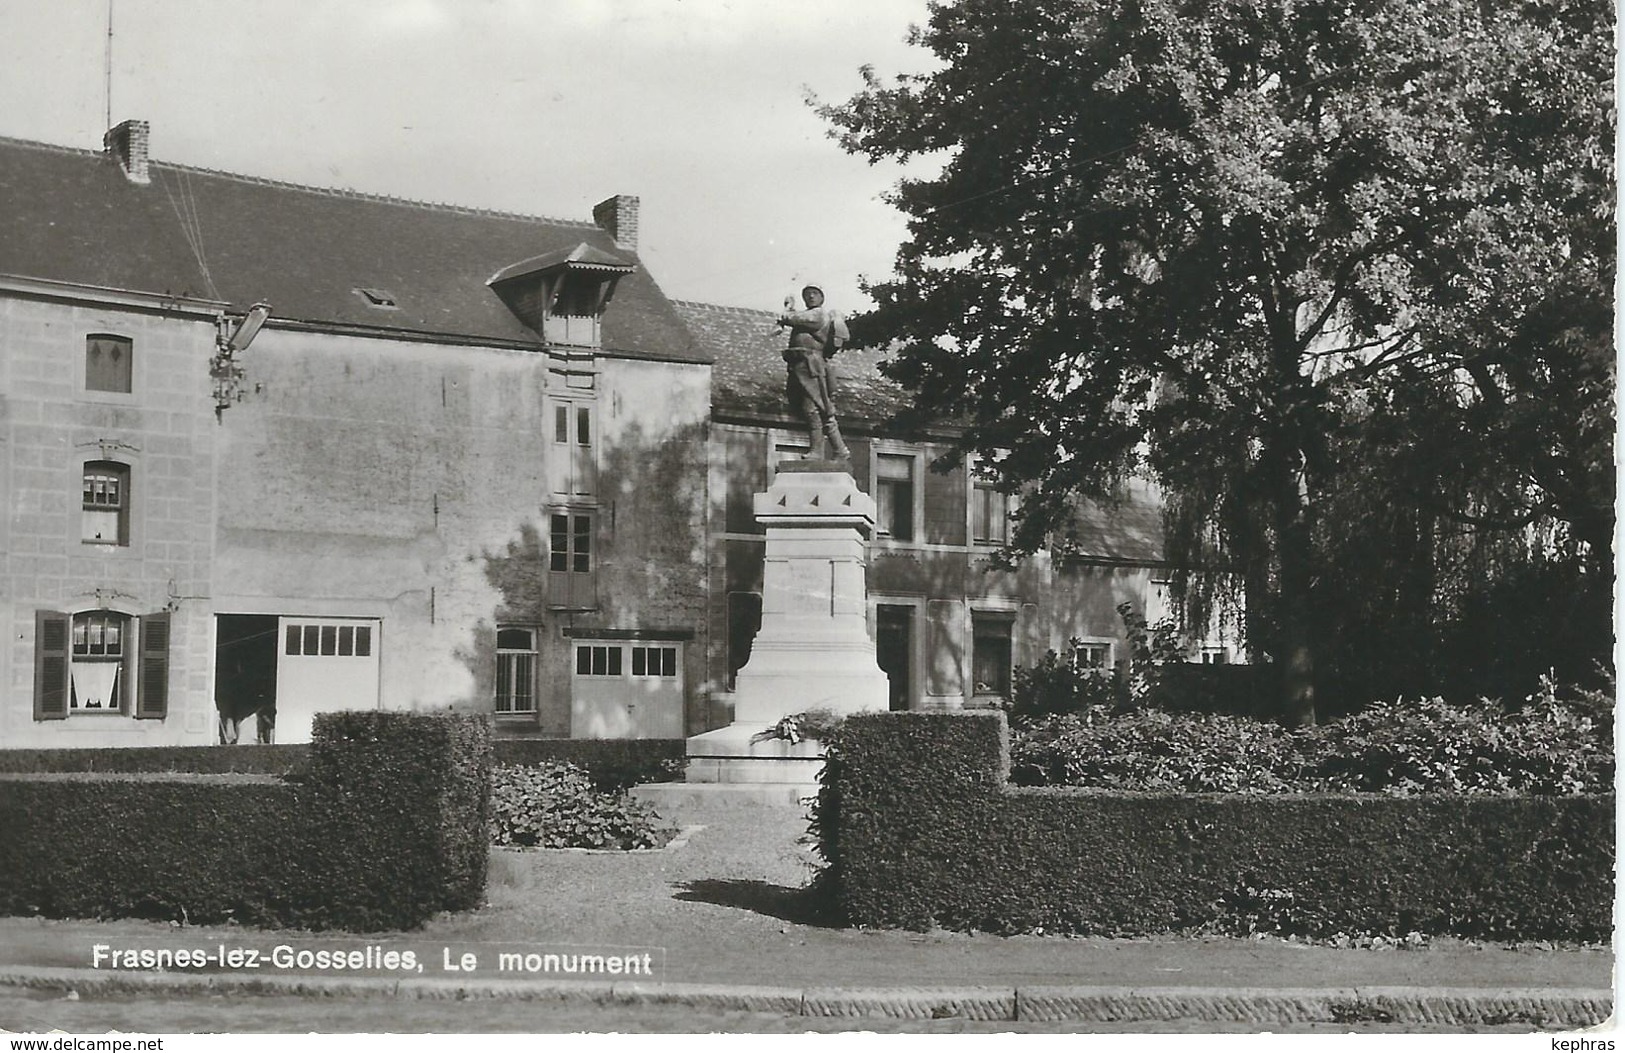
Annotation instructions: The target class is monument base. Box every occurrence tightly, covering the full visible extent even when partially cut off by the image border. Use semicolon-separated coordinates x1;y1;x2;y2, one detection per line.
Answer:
641;462;883;813
683;723;824;784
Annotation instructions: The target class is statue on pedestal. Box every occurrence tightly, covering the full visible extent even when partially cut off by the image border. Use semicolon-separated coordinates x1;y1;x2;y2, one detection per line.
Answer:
777;285;851;462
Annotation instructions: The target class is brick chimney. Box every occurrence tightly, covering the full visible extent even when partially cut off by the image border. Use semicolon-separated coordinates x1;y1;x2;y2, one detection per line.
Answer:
592;194;639;252
104;119;150;184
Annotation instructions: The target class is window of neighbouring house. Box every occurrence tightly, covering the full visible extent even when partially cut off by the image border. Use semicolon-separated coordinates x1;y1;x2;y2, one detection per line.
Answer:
495;627;539;714
971;473;1008;546
85;334;133;393
971;614;1014;699
1071;641;1113;673
1201;646;1230;665
34;609;170;721
81;461;130;545
875;452;917;541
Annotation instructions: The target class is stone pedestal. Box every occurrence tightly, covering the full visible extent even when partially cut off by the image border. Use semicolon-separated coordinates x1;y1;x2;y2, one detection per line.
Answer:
684;461;889;785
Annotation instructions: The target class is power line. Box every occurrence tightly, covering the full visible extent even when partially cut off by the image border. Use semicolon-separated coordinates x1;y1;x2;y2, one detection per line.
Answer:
103;0;113;131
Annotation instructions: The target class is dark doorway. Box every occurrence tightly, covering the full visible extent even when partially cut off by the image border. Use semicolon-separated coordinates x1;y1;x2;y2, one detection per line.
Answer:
876;604;913;712
215;614;278;743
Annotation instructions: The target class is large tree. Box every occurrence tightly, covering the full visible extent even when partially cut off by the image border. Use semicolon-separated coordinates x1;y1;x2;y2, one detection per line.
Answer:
823;0;1613;723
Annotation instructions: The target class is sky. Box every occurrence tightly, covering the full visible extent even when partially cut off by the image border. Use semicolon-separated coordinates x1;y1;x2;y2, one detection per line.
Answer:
0;0;943;312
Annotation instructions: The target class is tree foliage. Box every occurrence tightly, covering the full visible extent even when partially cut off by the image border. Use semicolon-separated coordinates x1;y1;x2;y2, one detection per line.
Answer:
822;0;1613;719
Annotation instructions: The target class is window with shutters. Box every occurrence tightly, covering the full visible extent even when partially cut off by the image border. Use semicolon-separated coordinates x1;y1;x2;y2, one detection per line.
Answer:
85;334;133;393
82;461;130;546
495;627;539;714
33;609;170;720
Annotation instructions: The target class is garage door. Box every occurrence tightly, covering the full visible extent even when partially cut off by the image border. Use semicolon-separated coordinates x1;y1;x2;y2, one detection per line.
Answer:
274;617;381;743
570;641;683;739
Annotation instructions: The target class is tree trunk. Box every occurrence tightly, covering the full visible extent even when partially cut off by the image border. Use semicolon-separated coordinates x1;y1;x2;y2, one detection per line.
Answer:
1274;482;1318;727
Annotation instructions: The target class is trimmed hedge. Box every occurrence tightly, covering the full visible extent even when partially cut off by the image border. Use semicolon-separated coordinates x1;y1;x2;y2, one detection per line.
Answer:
493;738;686;791
0;712;491;931
815;712;1613;941
0;744;309;775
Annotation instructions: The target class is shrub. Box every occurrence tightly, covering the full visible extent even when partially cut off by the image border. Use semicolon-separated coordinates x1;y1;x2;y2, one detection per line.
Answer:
0;711;492;932
1009;643;1128;720
1010;707;1315;793
1010;684;1613;796
489;762;675;850
818;712;1613;941
493;738;686;792
1310;689;1612;796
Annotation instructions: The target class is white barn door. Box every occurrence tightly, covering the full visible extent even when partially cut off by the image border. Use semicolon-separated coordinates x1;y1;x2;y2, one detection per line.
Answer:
274;617;382;743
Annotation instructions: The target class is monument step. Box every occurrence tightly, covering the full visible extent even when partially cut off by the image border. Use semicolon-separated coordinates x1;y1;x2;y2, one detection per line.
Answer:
684;756;824;783
630;781;819;812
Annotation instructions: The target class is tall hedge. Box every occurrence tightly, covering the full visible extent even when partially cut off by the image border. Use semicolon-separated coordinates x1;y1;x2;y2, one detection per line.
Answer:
817;712;1613;941
0;711;491;932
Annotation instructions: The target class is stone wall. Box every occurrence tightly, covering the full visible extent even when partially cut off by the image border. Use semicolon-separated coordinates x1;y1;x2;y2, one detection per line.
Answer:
0;294;218;747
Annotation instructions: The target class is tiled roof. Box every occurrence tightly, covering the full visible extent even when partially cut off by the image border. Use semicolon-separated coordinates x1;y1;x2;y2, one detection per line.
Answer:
0;136;704;363
1063;479;1167;565
672;300;911;423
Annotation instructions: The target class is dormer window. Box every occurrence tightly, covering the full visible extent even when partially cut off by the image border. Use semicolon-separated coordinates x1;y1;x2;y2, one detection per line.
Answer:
354;287;398;309
488;243;635;349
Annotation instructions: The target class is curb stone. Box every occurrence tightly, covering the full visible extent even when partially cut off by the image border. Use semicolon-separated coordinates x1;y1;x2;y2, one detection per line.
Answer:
0;969;1611;1027
800;986;1016;1020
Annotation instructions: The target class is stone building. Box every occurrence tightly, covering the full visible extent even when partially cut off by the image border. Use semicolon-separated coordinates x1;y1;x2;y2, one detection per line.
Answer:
0;123;709;747
0;122;1229;750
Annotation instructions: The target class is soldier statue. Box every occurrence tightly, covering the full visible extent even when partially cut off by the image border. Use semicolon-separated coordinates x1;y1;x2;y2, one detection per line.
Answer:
776;284;851;461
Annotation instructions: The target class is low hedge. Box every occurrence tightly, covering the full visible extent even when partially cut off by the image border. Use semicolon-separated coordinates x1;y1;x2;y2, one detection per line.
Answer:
493;738;686;791
0;711;491;931
0;744;309;775
815;712;1613;941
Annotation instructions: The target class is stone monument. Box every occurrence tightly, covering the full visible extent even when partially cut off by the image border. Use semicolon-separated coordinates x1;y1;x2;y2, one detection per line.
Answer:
684;459;891;785
632;287;885;810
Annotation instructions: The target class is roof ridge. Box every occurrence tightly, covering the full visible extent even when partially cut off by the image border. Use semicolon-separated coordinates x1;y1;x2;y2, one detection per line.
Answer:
0;132;593;229
672;299;777;317
149;159;594;228
0;133;101;159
